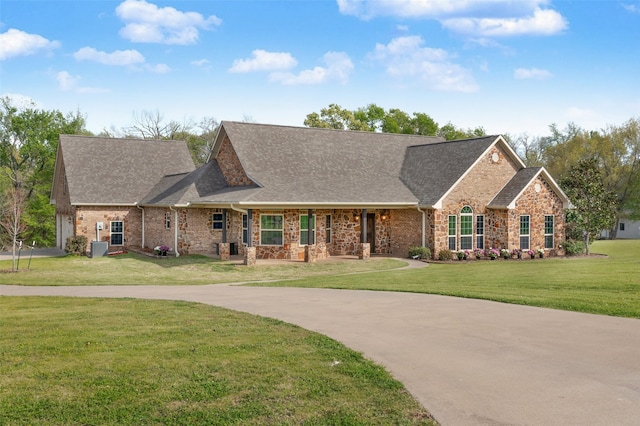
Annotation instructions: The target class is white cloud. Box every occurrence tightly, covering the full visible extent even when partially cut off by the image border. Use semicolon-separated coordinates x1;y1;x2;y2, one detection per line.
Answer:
116;0;221;45
56;71;109;94
0;28;60;60
73;46;145;66
146;63;171;74
622;3;640;14
337;0;567;37
269;52;353;85
514;67;552;80
368;35;478;92
442;7;567;36
229;50;298;73
191;58;210;67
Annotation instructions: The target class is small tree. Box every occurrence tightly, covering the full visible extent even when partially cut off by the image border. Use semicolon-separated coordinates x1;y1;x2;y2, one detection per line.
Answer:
0;184;28;271
560;158;618;254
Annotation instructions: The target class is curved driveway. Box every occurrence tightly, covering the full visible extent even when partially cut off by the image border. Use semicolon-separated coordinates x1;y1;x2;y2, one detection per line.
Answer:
2;283;639;425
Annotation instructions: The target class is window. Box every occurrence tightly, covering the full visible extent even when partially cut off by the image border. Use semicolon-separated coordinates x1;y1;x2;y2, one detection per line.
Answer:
165;212;171;229
620;222;625;231
460;206;473;250
110;221;123;246
476;215;485;249
325;215;332;243
448;215;457;250
212;212;224;230
300;214;316;245
519;215;530;250
544;215;554;249
242;214;248;244
260;214;283;246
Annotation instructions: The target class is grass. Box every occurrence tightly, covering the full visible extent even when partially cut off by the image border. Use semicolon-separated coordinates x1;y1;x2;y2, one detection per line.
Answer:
252;240;640;318
0;253;406;286
0;297;434;425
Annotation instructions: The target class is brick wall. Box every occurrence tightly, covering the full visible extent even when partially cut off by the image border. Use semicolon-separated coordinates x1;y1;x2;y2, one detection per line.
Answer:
389;209;427;257
74;206;142;253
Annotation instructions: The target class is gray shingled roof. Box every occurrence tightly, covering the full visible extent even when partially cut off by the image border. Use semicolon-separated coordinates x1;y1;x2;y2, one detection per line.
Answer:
59;135;195;205
400;136;499;206
211;121;445;205
141;159;260;206
488;167;542;208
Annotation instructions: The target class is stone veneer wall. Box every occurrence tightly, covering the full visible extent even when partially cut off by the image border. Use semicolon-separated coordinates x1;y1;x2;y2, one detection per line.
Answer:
216;136;253;186
509;176;566;255
435;145;520;256
74;206;142;253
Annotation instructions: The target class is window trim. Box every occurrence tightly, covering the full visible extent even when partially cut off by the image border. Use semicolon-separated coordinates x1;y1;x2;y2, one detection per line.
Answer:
260;214;284;246
212;212;224;230
242;213;248;244
544;215;554;249
448;215;457;251
476;214;485;250
299;214;316;246
460;206;473;250
520;215;530;250
325;215;332;244
110;220;124;246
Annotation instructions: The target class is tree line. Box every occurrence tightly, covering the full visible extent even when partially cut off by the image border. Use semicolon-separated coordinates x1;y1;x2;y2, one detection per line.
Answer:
1;96;638;252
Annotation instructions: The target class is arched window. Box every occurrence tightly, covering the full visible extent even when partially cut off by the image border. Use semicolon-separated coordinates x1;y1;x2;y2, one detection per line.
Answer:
460;206;473;250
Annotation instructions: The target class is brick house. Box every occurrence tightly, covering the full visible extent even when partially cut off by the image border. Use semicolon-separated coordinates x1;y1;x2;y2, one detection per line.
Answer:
51;121;570;263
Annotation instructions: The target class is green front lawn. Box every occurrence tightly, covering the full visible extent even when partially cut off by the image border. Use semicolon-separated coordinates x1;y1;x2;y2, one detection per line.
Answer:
1;297;434;425
253;240;640;318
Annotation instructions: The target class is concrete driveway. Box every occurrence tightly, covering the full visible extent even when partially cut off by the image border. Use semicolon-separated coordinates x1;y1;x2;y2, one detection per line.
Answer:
2;283;639;425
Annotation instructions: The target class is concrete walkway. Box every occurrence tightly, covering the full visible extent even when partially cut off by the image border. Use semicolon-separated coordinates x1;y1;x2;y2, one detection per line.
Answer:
2;283;639;425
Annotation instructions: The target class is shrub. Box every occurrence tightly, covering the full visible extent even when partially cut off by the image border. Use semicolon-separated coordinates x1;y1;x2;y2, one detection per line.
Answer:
408;246;431;260
564;239;586;256
438;249;454;261
65;236;88;256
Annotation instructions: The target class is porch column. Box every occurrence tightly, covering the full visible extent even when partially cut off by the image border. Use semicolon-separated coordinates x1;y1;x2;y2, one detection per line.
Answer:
305;209;315;263
244;209;256;266
222;209;227;243
359;208;369;260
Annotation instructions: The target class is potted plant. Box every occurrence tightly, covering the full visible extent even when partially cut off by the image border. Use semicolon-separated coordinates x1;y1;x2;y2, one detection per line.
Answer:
488;248;499;260
473;248;482;259
537;248;545;258
511;248;522;259
464;250;470;260
501;249;510;259
527;249;535;259
154;245;170;256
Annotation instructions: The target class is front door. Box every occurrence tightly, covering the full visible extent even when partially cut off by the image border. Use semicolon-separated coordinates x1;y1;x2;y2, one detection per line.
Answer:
366;213;376;254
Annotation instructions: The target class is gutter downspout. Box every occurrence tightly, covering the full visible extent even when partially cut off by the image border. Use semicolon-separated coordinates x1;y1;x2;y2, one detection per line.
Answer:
169;206;180;257
136;204;145;249
417;206;426;248
229;203;248;214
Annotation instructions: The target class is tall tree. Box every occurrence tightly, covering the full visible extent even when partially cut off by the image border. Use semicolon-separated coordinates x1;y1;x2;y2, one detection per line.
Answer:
560;158;618;254
0;184;28;271
303;104;368;131
0;96;86;247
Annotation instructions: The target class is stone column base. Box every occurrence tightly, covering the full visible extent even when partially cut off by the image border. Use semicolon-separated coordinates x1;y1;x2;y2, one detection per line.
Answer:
304;245;317;263
218;242;230;260
359;243;370;260
244;246;256;266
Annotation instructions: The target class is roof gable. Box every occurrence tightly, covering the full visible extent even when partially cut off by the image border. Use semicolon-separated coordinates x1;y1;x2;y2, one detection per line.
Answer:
57;135;195;205
488;167;570;209
400;135;502;207
208;121;445;206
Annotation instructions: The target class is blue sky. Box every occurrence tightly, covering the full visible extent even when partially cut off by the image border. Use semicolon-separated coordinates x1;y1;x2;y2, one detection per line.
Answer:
1;0;639;137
